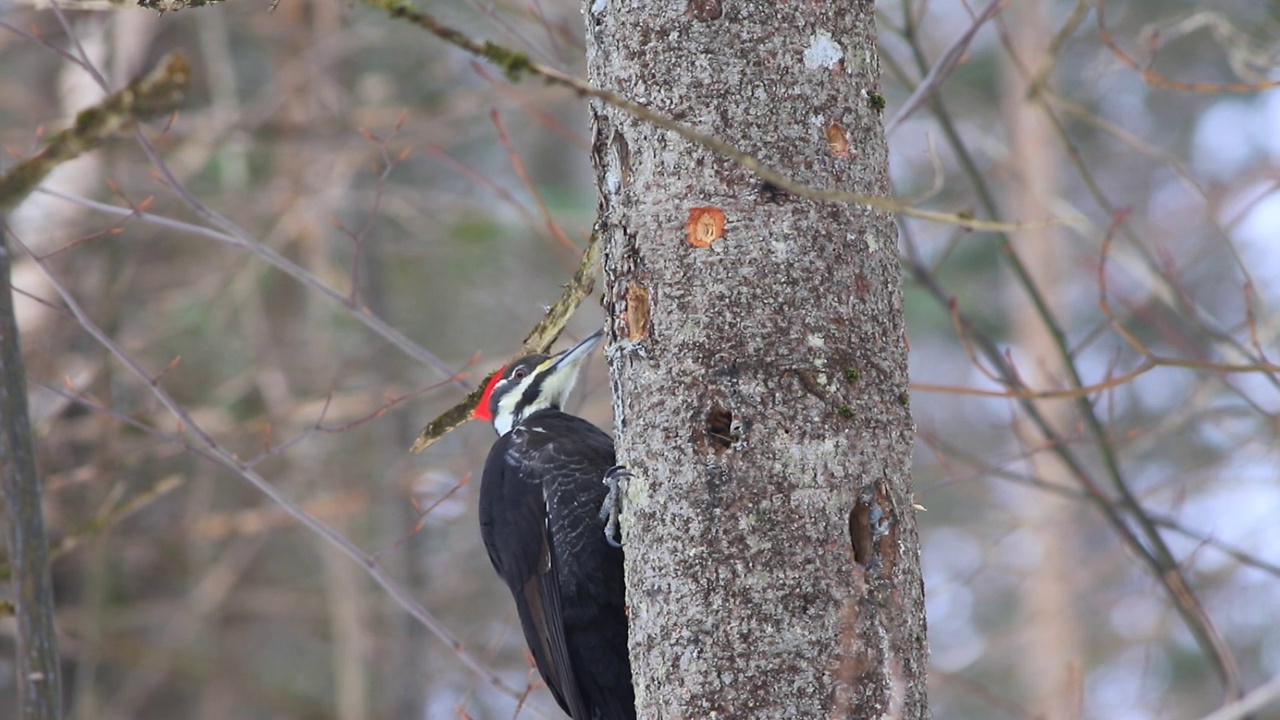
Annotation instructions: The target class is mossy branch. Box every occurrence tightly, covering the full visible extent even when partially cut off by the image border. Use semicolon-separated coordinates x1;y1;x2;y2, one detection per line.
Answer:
359;0;1052;233
409;231;602;454
135;0;226;12
0;51;190;212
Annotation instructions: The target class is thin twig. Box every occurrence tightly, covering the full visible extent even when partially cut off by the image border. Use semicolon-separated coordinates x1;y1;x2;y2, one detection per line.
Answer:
885;0;1006;136
13;234;542;711
1096;0;1280;93
33;187;467;389
1195;674;1280;720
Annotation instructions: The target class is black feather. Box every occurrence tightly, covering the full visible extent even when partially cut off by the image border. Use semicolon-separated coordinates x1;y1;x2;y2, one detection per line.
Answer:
479;409;634;720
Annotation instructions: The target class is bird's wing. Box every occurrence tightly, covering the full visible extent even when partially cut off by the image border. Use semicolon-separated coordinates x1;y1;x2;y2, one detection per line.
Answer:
520;527;590;720
479;429;591;719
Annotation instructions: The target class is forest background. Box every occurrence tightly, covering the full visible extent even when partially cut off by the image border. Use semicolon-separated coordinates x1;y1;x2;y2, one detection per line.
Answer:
1;1;1279;719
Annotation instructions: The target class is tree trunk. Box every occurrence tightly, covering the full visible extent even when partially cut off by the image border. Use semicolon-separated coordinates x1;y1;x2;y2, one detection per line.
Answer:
0;226;63;720
584;3;928;717
1002;2;1083;716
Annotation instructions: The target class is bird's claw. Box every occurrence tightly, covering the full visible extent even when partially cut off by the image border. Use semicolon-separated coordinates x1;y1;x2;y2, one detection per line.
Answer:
600;465;632;548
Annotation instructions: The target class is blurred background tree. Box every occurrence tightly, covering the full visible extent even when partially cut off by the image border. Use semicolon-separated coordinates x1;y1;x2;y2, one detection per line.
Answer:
0;1;1277;719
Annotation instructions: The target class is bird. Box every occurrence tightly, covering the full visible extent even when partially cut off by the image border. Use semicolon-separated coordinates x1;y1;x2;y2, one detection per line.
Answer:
472;328;635;720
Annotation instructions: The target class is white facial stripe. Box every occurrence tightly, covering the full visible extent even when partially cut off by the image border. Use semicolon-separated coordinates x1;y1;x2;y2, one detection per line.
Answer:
490;341;595;435
492;358;554;435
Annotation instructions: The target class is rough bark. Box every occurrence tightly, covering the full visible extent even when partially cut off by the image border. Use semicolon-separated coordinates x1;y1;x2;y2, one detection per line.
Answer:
584;2;928;717
0;225;63;720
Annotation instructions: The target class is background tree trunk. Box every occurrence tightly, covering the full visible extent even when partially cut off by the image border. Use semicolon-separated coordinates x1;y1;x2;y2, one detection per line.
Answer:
0;227;63;720
1002;2;1084;717
585;2;928;717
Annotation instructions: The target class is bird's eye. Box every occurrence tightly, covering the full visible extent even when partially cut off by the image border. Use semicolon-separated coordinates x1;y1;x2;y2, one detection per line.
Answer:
512;367;529;381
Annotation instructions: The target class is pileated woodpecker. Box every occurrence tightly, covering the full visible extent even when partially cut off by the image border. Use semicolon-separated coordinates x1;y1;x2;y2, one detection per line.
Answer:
472;329;635;720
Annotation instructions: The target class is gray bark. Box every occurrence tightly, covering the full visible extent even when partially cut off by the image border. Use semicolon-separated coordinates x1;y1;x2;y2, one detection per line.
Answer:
0;225;63;720
584;1;928;717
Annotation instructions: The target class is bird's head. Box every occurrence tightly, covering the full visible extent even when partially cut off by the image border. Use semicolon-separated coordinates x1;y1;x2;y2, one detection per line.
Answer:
472;329;604;436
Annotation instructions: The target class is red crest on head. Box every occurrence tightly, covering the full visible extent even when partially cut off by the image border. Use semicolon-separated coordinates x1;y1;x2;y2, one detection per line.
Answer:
472;367;506;421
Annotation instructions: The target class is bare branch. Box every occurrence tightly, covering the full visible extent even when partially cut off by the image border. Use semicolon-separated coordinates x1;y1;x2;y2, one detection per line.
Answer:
1195;675;1280;720
0;472;184;582
11;233;545;712
1097;0;1280;93
0;0;131;10
33;187;466;388
885;0;1005;136
0;52;189;211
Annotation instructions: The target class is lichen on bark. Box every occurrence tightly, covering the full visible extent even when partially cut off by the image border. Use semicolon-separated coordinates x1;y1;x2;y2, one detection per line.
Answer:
584;1;929;717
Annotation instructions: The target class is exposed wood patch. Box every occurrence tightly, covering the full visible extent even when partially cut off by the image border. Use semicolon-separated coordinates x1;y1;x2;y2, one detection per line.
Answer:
685;206;726;248
624;282;650;341
825;122;851;158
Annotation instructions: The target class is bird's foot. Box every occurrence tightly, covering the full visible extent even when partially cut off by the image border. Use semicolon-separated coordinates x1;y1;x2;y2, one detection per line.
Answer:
605;338;648;360
599;465;632;548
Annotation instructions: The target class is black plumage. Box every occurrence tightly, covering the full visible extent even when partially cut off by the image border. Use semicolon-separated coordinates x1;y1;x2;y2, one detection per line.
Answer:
473;335;635;720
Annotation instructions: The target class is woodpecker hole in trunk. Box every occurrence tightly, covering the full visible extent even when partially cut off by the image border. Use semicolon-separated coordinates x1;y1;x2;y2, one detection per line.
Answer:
849;483;899;574
705;404;735;454
849;500;873;566
610;129;631;190
688;0;723;21
756;180;789;204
